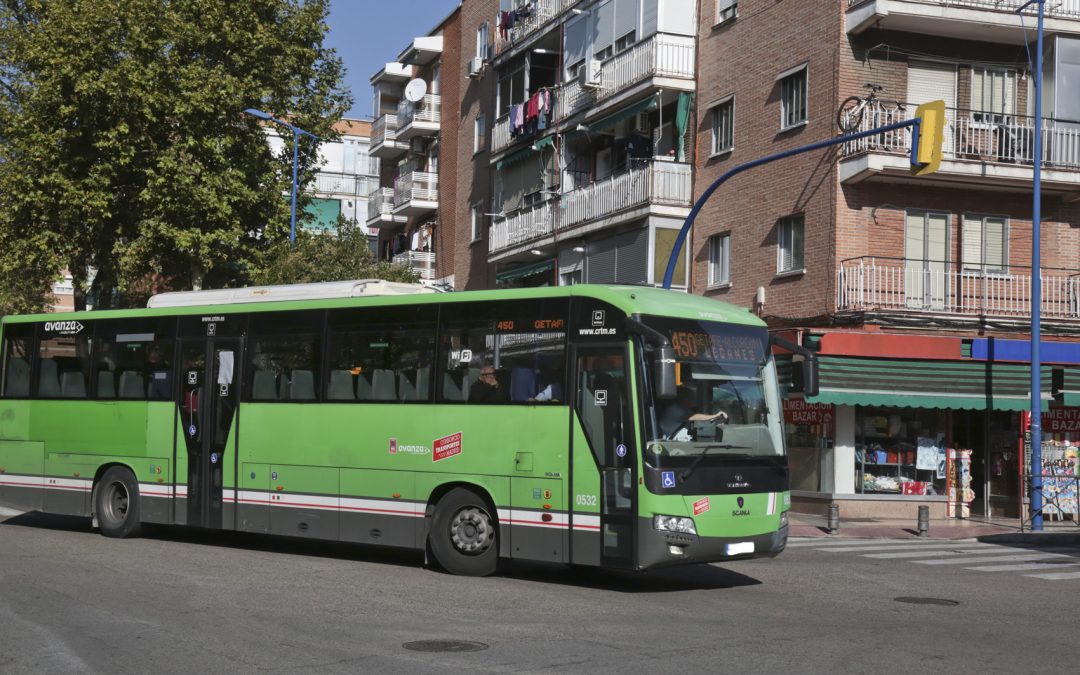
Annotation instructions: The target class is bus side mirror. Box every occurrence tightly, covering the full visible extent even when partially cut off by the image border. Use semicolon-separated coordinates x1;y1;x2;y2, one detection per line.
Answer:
654;345;677;400
799;358;819;398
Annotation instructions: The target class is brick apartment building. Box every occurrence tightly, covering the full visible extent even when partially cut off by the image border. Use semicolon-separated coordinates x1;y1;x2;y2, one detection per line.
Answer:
370;0;1080;521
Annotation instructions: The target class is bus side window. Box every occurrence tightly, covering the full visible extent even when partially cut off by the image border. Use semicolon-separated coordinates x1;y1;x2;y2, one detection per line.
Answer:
1;324;35;398
92;318;176;400
38;324;93;399
247;311;323;403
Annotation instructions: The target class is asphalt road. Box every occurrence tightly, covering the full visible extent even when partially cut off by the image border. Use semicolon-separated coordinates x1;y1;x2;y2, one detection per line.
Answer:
0;511;1076;674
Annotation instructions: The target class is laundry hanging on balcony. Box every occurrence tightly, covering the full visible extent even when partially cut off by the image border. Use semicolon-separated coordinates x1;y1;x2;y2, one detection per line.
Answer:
510;89;552;138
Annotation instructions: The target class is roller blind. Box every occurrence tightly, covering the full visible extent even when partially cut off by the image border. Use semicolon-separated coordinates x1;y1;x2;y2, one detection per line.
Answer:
593;0;615;55
614;0;639;42
564;15;588;70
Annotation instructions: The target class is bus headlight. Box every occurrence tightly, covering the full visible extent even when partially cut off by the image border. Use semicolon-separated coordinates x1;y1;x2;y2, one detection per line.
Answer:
653;515;697;535
780;512;789;529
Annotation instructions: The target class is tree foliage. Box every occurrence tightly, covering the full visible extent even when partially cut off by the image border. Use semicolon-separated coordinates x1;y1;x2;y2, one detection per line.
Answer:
252;219;420;286
0;0;350;313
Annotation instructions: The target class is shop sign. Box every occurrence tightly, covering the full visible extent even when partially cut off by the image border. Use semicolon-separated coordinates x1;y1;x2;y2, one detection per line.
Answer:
1043;407;1080;433
783;399;834;425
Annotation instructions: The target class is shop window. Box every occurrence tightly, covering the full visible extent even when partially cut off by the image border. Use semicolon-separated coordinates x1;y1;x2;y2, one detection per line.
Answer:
37;323;93;399
246;311;323;402
437;299;568;405
325;306;436;403
93;318;176;400
855;407;948;495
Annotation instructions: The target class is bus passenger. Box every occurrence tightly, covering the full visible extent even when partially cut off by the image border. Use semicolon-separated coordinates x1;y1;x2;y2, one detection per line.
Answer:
469;365;509;404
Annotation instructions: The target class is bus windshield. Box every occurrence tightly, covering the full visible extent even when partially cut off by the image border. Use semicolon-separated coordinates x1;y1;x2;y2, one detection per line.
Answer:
641;318;784;466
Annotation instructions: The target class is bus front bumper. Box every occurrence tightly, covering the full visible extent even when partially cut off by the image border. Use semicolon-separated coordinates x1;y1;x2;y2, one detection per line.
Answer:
636;518;788;571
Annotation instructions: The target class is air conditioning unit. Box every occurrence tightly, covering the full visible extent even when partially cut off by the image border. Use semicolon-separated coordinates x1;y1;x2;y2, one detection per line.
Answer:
633;111;651;134
468;56;484;78
578;60;602;89
410;137;426;154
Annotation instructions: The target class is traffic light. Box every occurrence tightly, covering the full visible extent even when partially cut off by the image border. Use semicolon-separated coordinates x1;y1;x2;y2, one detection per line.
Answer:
910;100;946;176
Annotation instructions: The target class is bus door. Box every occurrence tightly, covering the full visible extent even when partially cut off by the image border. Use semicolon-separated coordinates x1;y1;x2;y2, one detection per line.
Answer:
572;344;636;569
178;335;241;529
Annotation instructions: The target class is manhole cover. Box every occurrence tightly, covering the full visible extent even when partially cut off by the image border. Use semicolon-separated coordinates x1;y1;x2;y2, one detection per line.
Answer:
894;597;959;606
402;640;489;653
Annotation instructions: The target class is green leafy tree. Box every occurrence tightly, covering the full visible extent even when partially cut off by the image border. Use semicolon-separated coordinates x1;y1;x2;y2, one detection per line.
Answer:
0;0;350;312
252;219;420;286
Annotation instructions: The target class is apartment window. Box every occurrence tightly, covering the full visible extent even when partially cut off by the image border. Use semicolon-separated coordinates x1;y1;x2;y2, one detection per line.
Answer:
471;203;483;242
716;0;737;23
614;31;636;54
971;67;1015;124
779;65;808;130
777;215;805;274
476;22;490;60
594;45;613;61
962;215;1008;273
710;96;734;155
474;113;487;153
708;233;731;287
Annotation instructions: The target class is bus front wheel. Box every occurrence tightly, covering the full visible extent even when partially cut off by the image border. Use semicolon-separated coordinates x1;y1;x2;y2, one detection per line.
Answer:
429;488;498;576
94;467;142;539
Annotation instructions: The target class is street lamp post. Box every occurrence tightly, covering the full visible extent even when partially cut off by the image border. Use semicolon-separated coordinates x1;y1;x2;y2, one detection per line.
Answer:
244;108;318;244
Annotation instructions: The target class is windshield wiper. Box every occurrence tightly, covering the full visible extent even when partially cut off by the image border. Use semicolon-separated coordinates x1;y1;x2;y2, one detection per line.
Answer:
680;444;752;481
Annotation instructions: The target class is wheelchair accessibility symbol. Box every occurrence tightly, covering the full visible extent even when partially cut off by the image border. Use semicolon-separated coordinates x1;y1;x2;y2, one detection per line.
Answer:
661;471;676;489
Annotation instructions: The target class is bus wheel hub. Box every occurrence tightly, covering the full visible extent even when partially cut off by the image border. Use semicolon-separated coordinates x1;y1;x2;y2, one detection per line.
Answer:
450;507;492;554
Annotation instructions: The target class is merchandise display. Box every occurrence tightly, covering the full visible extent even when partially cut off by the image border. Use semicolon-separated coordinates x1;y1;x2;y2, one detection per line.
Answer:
854;407;947;495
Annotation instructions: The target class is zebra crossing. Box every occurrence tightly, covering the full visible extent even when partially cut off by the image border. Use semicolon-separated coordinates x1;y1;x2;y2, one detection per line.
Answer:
786;536;1080;581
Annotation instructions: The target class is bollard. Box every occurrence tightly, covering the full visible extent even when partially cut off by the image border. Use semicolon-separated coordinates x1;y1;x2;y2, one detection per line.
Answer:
917;505;929;537
827;503;839;534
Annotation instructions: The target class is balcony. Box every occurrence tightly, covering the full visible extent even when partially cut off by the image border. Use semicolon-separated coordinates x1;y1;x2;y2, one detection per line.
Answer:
493;0;579;58
396;95;441;141
370;114;408;159
366;187;405;228
392;250;436;280
555;33;696;123
846;1;1080;43
313;172;372;198
838;103;1080;193
561;160;692;230
489;201;556;255
392;171;438;217
837;257;1080;323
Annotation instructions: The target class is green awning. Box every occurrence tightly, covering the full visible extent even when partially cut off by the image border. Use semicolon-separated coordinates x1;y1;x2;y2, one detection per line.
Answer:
566;95;659;140
494;134;556;170
495;259;554;283
802;357;1052;412
675;92;694;162
1064;368;1080;406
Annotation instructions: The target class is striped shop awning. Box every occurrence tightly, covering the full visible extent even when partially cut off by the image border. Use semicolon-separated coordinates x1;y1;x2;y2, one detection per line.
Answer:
804;356;1055;411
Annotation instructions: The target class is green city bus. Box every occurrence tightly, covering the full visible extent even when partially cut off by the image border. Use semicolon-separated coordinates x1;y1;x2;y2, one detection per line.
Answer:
0;281;806;575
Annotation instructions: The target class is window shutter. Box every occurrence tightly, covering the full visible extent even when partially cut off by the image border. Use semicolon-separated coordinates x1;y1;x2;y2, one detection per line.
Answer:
564;15;588;74
614;228;648;285
984;217;1006;270
962;216;982;270
593;0;616;55
587;236;617;284
778;221;793;271
614;0;638;41
905;211;926;261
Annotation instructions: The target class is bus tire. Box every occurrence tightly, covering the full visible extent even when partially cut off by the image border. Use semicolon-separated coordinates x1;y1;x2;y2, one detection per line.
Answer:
95;466;142;539
429;488;498;576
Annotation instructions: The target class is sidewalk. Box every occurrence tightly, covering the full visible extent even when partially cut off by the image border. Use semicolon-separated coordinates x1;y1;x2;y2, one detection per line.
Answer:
788;511;1080;544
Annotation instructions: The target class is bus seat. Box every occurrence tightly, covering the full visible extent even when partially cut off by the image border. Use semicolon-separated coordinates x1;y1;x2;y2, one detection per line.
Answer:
60;371;86;398
465;367;481;399
289;369;315;400
372;369;396;401
97;371;116;398
327;369;355;400
4;357;30;397
442;371;464;401
38;358;60;397
356;372;373;400
278;374;290;400
398;370;417;401
511;367;537;401
415;366;430;400
252;370;278;400
119;371;145;399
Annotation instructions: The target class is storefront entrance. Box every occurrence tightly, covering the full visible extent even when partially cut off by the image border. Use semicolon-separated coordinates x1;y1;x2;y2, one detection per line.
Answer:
952;410;1021;518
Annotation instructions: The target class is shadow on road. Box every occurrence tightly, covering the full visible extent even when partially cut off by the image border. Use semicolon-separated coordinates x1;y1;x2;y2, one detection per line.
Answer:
3;511;764;591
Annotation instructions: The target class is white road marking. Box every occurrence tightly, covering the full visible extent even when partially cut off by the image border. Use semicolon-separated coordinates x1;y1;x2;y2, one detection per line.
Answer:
965;561;1080;573
1023;570;1080;580
786;538;954;548
0;506;25;517
863;546;1013;559
914;552;1070;565
818;543;1000;554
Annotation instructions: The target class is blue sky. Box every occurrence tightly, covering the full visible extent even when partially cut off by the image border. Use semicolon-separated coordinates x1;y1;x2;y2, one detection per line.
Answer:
326;0;460;118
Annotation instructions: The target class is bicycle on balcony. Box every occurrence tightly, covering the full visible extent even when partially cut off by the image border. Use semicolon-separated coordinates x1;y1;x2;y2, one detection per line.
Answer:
837;83;905;133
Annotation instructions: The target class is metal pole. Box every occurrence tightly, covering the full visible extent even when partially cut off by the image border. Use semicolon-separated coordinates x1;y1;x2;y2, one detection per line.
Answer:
290;127;300;245
827;503;840;535
662;118;920;289
917;504;929;537
1021;0;1045;531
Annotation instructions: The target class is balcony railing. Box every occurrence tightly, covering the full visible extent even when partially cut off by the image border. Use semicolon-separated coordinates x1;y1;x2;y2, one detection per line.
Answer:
837;256;1080;321
393;250;436;280
367;187;396;221
840;103;1080;171
372;114;397;145
313;172;372;197
494;0;579;57
397;94;441;130
490;201;556;253
562;160;691;228
393;171;438;206
555;33;696;121
847;0;1080;19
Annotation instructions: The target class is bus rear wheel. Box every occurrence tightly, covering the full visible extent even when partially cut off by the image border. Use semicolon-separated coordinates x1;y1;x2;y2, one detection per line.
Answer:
95;467;142;539
429;488;498;576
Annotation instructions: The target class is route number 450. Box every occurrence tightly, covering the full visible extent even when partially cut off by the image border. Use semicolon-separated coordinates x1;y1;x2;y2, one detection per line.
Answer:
575;494;597;506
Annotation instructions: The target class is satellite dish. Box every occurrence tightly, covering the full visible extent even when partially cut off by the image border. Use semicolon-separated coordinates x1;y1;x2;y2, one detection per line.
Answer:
404;78;428;103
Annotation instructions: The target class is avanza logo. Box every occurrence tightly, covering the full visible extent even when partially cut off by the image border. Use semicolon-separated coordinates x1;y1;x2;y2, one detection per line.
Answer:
43;320;84;335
